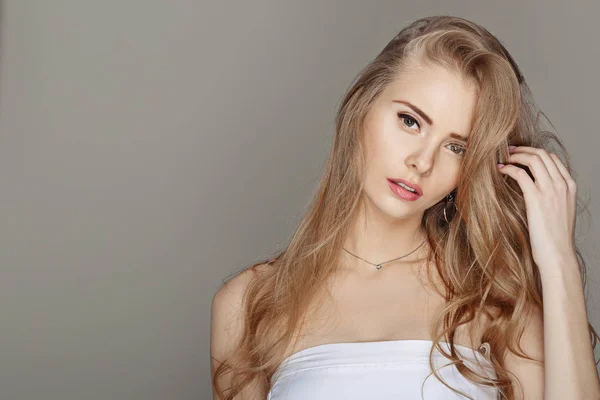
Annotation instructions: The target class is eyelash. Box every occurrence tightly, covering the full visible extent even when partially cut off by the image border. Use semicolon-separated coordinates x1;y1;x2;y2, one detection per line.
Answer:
397;113;467;156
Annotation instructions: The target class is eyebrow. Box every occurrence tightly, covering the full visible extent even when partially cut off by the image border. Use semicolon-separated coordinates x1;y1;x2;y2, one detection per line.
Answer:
392;99;469;143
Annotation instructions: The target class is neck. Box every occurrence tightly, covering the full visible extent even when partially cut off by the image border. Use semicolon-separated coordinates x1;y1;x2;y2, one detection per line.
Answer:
342;196;429;269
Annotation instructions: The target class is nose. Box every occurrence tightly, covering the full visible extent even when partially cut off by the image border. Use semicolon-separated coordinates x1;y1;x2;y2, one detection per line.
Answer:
406;146;435;175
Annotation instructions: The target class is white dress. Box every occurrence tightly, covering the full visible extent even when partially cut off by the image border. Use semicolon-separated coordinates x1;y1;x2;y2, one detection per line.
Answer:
267;339;499;399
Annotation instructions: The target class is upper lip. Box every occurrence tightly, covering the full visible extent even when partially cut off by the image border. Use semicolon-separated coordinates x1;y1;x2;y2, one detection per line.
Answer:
388;178;423;196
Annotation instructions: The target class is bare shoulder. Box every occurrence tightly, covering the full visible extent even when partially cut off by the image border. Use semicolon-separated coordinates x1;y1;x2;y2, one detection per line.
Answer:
210;262;273;400
211;262;272;359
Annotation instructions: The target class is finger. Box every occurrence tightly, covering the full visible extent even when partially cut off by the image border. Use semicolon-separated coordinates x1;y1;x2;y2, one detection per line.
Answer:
497;163;539;197
506;152;552;188
509;147;564;188
549;152;577;193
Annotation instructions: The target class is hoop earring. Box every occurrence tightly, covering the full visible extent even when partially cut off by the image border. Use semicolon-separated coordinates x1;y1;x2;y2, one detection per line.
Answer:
443;192;458;224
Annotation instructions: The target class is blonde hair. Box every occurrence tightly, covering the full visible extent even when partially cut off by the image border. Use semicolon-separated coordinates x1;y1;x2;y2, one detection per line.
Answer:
212;15;599;399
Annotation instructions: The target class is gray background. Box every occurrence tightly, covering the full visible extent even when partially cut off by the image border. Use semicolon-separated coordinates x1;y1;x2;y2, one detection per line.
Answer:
0;1;598;399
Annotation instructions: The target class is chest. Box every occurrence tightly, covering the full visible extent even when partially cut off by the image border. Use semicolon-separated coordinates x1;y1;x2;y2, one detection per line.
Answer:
294;266;461;347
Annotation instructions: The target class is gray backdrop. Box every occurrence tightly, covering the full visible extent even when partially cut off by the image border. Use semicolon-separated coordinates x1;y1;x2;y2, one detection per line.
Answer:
0;1;598;399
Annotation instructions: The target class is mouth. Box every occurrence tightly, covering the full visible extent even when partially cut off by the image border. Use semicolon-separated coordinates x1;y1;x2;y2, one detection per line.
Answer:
387;178;423;196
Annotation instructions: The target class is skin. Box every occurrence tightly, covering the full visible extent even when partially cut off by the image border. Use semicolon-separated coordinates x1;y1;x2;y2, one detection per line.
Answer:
342;60;478;276
284;60;486;354
213;58;600;399
211;61;505;400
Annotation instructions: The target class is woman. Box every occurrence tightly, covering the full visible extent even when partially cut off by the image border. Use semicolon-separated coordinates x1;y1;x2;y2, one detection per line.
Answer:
211;15;600;399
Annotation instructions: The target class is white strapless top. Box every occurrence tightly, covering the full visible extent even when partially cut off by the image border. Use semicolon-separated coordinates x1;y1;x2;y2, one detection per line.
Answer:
267;339;499;400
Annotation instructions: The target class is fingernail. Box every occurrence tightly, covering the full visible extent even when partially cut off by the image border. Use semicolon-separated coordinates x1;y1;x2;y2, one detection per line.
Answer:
497;163;505;168
508;145;517;151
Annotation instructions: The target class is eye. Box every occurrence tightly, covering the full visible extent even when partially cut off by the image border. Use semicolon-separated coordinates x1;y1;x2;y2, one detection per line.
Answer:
448;143;467;156
397;113;420;131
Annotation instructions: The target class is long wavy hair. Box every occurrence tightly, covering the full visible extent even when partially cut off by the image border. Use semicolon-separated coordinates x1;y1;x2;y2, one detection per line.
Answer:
212;15;599;399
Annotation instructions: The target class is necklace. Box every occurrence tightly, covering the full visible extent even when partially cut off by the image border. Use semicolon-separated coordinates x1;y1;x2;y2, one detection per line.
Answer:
342;238;428;270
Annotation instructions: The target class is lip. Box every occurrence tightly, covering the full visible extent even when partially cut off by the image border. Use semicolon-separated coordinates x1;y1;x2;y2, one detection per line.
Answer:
387;178;423;196
387;179;422;201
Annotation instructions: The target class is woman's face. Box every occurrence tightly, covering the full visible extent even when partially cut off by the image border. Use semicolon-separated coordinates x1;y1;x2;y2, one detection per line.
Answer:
361;61;478;221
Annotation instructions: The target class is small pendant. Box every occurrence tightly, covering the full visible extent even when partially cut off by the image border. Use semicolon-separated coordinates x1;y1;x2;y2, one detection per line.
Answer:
376;264;382;270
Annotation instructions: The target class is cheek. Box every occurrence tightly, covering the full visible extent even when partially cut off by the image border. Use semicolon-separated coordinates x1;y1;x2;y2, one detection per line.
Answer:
427;164;461;195
364;127;396;164
372;126;406;159
436;169;461;195
446;164;463;185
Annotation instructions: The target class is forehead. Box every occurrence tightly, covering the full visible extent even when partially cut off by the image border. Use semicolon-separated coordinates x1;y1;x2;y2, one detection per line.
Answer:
386;62;476;103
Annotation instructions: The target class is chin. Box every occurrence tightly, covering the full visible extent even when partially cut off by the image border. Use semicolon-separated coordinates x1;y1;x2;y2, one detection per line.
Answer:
378;199;423;220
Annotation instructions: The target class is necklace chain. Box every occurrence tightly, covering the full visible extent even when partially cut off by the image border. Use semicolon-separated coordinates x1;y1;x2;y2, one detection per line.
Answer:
342;238;428;270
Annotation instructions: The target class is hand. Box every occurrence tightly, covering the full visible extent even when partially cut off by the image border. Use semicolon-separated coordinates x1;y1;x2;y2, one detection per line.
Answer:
497;145;577;270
